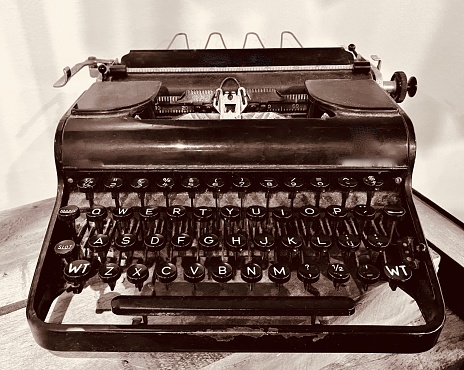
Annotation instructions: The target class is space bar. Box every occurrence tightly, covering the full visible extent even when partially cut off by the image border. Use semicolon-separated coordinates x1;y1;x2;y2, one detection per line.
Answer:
111;296;355;316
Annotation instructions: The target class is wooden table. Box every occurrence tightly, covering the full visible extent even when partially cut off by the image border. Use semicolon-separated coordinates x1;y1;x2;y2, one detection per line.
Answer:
1;198;463;369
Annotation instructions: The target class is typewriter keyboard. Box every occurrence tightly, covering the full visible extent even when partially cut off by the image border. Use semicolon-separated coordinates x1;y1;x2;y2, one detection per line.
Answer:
48;171;424;326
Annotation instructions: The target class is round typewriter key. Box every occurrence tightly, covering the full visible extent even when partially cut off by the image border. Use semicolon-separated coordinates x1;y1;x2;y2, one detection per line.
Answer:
362;175;384;188
206;177;226;208
241;262;263;289
338;176;358;189
167;205;187;221
58;205;80;241
206;177;226;191
114;233;137;252
77;178;97;207
233;177;251;210
259;177;279;190
383;205;406;242
338;176;357;207
104;177;123;191
363;175;384;206
366;232;389;251
131;178;150;207
131;177;150;191
337;234;361;253
88;233;110;254
86;206;107;221
112;207;134;222
310;235;332;253
284;177;304;208
127;263;149;292
261;177;278;210
183;178;201;207
297;263;321;290
156;176;175;190
113;207;133;233
58;205;80;222
326;205;348;221
63;259;92;284
104;177;123;207
144;233;166;252
171;233;193;251
183;262;205;284
181;176;200;190
220;205;241;221
253;232;275;252
212;262;233;283
54;240;77;262
299;205;320;220
246;205;267;221
272;206;293;222
284;177;304;190
357;263;380;291
383;205;406;219
198;233;219;251
139;206;160;221
281;234;303;252
193;206;214;221
225;233;247;252
157;177;175;207
232;176;251;190
77;178;97;193
86;206;108;233
327;263;350;289
383;263;413;291
310;177;330;189
353;205;376;221
268;263;291;285
98;262;121;291
155;261;177;284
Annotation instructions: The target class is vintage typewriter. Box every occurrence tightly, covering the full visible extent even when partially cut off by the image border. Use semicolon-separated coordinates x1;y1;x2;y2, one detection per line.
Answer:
27;32;445;352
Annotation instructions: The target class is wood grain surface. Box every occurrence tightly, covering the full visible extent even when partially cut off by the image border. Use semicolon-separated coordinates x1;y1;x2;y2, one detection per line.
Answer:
0;198;463;369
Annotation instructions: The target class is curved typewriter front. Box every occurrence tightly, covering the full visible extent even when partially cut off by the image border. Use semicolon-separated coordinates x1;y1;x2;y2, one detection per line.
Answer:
27;39;444;352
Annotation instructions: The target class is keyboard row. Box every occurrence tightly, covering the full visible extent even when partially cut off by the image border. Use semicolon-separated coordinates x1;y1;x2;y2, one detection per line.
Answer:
62;255;413;295
73;174;391;194
59;203;406;226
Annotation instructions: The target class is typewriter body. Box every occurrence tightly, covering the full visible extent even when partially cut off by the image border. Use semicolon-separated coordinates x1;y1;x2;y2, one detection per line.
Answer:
27;33;444;352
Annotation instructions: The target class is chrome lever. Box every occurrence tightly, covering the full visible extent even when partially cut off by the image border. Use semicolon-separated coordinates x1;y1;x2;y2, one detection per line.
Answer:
53;56;116;88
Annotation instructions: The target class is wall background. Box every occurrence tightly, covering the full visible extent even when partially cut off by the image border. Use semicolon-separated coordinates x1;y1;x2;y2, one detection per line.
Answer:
1;1;464;220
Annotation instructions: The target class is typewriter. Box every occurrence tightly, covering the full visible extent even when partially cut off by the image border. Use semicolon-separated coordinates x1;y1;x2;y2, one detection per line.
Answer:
27;32;444;352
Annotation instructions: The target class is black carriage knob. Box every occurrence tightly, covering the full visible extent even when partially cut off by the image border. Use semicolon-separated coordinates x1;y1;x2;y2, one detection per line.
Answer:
390;71;417;103
407;76;417;98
